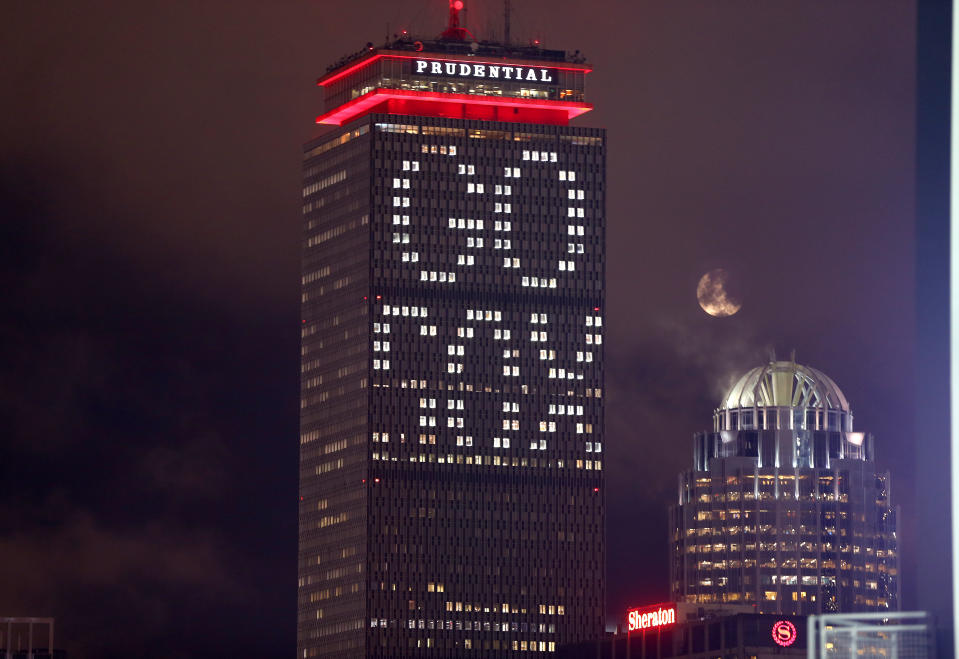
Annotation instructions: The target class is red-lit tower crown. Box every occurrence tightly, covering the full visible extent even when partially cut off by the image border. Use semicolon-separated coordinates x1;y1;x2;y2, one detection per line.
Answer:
315;3;592;127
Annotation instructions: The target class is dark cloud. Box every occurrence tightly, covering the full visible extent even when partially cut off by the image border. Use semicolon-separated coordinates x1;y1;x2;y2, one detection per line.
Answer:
0;509;239;599
0;504;250;658
0;159;298;657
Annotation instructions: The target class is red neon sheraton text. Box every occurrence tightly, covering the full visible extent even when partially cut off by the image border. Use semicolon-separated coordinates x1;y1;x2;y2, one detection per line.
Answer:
626;604;677;632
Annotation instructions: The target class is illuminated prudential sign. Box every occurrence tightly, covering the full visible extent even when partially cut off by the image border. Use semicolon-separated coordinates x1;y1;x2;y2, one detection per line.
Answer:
414;59;557;84
626;604;676;632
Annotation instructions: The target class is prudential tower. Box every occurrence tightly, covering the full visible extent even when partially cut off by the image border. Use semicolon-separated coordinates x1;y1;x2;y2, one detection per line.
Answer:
298;3;606;656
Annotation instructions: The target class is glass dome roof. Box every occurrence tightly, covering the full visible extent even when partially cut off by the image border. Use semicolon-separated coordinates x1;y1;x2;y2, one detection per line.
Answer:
721;360;850;412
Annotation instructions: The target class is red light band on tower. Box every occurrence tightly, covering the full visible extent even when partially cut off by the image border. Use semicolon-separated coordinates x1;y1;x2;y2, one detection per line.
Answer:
316;88;592;126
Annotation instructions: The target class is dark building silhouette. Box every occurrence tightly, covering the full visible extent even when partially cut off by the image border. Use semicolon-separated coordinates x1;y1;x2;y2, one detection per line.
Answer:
558;610;807;659
669;360;899;615
0;617;65;659
298;6;605;656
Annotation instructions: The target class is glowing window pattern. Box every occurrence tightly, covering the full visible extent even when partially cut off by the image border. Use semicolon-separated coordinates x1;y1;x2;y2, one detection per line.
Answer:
299;113;605;657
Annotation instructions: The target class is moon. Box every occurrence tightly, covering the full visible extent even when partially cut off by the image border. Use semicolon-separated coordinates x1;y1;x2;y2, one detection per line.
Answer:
697;269;742;317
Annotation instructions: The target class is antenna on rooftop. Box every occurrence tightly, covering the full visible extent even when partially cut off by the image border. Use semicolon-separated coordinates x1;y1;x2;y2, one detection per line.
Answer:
440;0;474;40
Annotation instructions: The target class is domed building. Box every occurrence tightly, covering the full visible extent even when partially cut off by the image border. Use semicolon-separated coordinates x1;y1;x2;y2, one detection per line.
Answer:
669;360;899;615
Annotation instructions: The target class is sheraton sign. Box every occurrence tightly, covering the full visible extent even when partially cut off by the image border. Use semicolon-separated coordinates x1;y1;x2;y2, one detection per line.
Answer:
413;59;557;84
771;620;798;647
626;603;676;632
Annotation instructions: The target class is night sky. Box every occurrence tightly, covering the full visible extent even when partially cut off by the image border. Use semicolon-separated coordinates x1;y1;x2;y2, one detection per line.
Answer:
0;2;916;657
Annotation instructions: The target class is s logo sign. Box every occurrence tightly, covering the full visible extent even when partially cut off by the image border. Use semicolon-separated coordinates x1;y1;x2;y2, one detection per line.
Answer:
772;620;797;647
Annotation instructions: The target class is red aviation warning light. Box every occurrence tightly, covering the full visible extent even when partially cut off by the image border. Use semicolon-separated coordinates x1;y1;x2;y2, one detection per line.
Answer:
441;0;474;41
626;603;676;632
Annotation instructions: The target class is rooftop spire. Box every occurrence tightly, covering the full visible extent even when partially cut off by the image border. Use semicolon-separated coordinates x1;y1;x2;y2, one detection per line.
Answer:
440;0;474;41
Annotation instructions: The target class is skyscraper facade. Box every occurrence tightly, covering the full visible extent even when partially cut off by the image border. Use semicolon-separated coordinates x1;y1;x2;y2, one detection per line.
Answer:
298;14;605;657
669;360;899;615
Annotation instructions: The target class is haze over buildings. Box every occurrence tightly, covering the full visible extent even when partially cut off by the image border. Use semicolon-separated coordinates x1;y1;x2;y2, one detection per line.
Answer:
0;2;917;657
